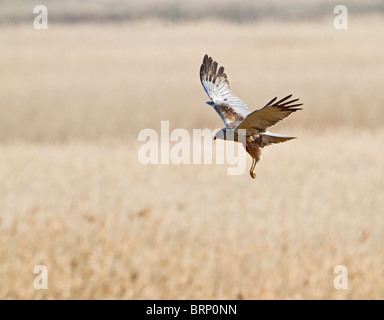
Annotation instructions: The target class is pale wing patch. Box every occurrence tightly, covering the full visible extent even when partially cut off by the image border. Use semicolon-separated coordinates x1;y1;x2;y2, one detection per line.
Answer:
200;55;250;127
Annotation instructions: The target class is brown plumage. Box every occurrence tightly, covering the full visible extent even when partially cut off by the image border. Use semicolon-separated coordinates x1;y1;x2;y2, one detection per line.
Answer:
199;54;303;179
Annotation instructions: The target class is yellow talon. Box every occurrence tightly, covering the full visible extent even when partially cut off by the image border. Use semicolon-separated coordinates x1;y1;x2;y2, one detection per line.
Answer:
250;158;257;179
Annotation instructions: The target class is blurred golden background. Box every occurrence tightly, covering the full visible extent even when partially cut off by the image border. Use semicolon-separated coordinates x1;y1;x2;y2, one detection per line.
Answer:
0;1;383;299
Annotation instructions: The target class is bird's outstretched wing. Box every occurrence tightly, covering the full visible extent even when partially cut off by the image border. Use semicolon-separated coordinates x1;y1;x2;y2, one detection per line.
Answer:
236;95;302;132
200;54;250;127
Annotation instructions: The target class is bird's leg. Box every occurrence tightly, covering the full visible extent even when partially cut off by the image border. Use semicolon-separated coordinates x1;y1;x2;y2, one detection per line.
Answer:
250;158;256;179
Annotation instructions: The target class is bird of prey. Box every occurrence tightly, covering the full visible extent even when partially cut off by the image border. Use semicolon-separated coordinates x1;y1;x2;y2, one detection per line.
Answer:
199;54;302;179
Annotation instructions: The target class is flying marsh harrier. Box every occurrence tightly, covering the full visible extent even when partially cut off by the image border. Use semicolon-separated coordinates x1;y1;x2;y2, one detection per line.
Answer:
200;54;303;179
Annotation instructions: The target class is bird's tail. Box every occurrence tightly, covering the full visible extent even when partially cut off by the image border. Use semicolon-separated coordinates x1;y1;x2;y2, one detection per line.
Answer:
260;132;296;147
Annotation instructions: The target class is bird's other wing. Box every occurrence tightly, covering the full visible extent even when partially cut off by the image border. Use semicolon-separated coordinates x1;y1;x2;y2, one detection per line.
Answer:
200;54;250;127
236;94;302;132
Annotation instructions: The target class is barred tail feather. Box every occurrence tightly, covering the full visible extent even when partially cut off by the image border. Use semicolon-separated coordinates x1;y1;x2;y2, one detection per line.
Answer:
260;132;296;147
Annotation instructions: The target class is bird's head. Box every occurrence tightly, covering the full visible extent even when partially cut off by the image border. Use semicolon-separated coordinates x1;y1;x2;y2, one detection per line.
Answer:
214;129;227;141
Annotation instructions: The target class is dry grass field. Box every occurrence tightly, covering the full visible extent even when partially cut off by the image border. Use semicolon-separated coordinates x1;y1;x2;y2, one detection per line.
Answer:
0;17;384;299
2;0;383;23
